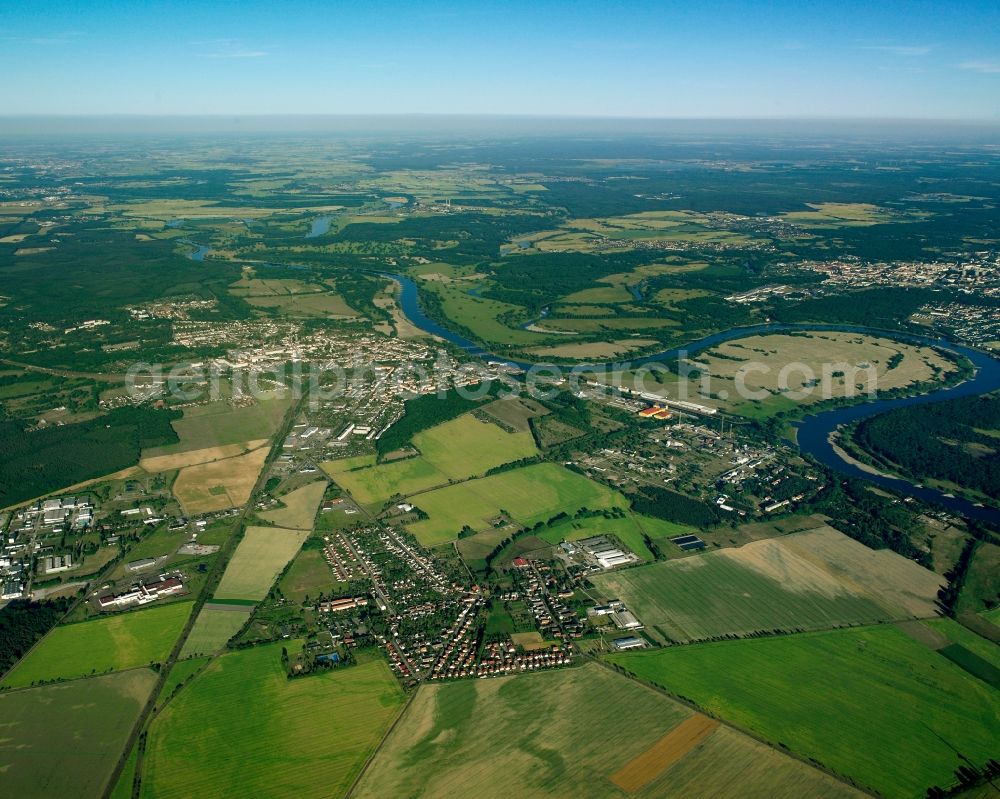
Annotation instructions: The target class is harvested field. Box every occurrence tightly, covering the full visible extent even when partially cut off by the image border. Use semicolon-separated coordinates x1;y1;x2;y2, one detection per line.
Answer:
698;332;957;416
258;480;326;530
213;527;309;601
0;669;157;798
140;439;267;472
244;291;356;317
610;715;719;793
173;445;270;514
593;526;942;643
353;662;862;799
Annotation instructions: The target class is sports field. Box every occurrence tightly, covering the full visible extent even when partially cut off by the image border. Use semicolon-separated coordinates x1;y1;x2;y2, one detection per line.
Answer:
326;413;536;508
141;644;405;799
1;602;192;688
172;445;270;514
353;663;861;799
593;527;942;643
0;669;157;798
609;625;1000;798
405;462;629;546
213;526;309;602
179;606;253;658
258;480;326;530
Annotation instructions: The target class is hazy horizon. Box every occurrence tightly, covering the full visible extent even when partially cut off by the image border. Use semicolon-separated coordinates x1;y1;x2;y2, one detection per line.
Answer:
2;0;998;120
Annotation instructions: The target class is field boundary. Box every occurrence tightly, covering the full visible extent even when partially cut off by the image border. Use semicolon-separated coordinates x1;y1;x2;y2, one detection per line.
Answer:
344;687;419;799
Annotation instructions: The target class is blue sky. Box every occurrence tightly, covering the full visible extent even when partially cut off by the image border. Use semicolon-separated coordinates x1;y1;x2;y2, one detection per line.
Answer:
2;0;999;118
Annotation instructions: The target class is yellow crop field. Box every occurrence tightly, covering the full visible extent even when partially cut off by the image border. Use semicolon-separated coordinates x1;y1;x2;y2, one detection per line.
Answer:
213;527;309;601
172;446;270;514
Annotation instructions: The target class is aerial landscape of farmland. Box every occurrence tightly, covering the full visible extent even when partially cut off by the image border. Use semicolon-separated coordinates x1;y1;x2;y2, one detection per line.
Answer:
1;2;1000;798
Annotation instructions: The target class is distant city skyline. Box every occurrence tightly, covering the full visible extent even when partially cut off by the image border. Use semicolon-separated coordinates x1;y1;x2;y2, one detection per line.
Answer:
1;0;999;119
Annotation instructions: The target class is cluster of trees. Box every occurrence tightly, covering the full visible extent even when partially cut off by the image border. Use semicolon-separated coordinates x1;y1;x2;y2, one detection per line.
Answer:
937;539;978;616
926;759;1000;797
0;598;71;675
628;485;721;528
768;286;940;328
484;251;653;310
854;394;1000;499
0;405;181;507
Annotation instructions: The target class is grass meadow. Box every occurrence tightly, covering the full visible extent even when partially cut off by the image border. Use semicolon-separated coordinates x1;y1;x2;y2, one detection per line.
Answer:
257;480;326;530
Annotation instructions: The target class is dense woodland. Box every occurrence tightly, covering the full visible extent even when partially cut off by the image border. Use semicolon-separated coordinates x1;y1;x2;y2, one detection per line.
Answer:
854;393;1000;499
0;598;71;676
0;406;181;507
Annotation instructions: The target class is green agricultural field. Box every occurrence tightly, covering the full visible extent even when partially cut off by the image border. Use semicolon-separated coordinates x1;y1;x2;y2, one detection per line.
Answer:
405;462;629;547
1;601;192;688
141;644;405;799
593;527;941;643
213;527;309;602
326;413;536;508
0;669;157;798
609;626;1000;799
178;606;252;658
353;662;861;799
921;617;1000;671
258;480;327;530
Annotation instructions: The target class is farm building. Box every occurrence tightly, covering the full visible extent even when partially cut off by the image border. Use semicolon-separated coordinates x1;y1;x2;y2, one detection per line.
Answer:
612;636;645;651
